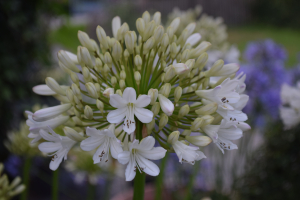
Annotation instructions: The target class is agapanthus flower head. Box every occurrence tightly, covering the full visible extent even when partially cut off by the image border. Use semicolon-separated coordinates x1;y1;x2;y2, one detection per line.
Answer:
25;11;250;181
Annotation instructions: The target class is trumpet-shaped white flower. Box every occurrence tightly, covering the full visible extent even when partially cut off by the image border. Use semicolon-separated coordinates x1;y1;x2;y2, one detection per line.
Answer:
32;104;72;122
107;87;153;134
117;136;167;181
38;128;77;170
80;125;123;163
203;119;244;153
196;78;240;110
26;111;69;143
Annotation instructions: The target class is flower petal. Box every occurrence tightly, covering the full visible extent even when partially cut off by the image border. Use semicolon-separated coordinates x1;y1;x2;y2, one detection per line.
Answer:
122;87;136;103
49;151;65;171
135;95;151;108
107;107;127;123
118;151;130;165
158;94;174;116
110;139;123;159
86;127;103;137
80;136;105;151
112;16;121;38
134;107;153;123
138;147;166;160
125;155;136;181
137;136;155;151
185;33;201;46
38;142;61;153
110;94;128;108
136;154;160;176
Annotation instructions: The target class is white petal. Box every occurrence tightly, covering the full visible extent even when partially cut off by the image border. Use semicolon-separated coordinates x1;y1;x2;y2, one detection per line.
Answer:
110;139;123;159
137;136;155;151
158;94;174;116
33;104;72;122
38;142;61;153
39;129;61;142
123;117;136;134
134;107;153;123
33;85;56;96
195;151;206;161
80;136;104;151
122;87;137;103
138;147;166;160
86;127;103;137
202;125;220;142
107;107;127;123
233;94;249;110
112;16;121;38
49;150;66;171
65;51;79;64
218;127;243;140
136;154;160;176
135;95;151;108
236;122;251;131
185;33;201;46
118;151;130;164
110;94;128;108
125;155;136;181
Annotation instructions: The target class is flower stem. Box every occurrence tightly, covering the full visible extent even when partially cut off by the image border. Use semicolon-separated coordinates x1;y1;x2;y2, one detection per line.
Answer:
154;153;169;200
184;161;200;200
133;120;146;200
52;169;59;200
20;157;32;200
87;182;96;200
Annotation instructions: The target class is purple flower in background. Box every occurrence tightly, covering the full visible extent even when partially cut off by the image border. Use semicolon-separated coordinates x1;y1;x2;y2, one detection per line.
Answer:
4;155;22;177
240;39;290;126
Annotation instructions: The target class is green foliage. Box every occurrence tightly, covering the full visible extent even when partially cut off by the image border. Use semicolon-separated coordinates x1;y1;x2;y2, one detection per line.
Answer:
234;122;300;200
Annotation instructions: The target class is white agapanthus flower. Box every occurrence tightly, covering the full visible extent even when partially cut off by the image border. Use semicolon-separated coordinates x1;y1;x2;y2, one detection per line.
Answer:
80;124;123;163
107;87;153;134
39;127;77;170
117;136;166;181
280;83;300;130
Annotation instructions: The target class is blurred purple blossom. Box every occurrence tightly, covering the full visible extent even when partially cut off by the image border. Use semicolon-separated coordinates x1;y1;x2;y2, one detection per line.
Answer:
4;155;22;177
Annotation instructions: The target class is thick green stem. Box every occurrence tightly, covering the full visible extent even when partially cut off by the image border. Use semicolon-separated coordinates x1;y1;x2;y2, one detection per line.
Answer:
20;157;32;200
184;161;200;200
87;182;96;200
52;169;59;200
154;153;169;200
133;120;146;200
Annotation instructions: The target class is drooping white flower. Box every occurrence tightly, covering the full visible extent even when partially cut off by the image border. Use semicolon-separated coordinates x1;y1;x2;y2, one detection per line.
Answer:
107;87;153;134
202;119;244;153
32;104;72;122
196;78;240;110
117;136;167;181
168;131;206;165
26;111;69;143
80;124;123;163
38;128;77;170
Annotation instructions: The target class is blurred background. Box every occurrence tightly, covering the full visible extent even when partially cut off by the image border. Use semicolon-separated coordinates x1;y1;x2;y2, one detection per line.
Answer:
1;0;300;199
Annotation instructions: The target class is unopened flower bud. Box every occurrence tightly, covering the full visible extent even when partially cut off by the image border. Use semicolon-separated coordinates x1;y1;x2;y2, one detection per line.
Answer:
143;36;155;54
159;113;168;130
33;104;72;122
112;41;122;61
111;76;117;87
103;64;110;76
32;85;56;96
195;103;218;115
136;18;145;36
148;88;158;105
78;31;94;51
181;130;191;136
181;49;190;63
134;71;141;85
153;25;164;45
166;27;175;41
213;63;240;77
168;131;179;144
170;42;178;59
58;61;72;74
159;83;171;97
58;50;80;73
134;55;142;70
185;135;212;147
195;52;208;71
96;26;109;49
45;77;66;96
173;63;189;75
201;115;214;126
125;31;136;54
191;41;211;58
117;23;129;41
84;105;93;119
146;118;155;134
185;33;201;46
120;70;126;80
96;99;104;113
94;83;101;93
164;67;176;82
71;83;80;96
178;104;190;118
79;47;93;68
119;79;126;90
103;88;114;98
94;58;103;73
153;12;161;26
124;49;130;60
70;72;79;85
169;17;180;33
82;67;92;83
72;116;82;125
142;11;150;24
205;60;224;77
158;94;174;116
64;127;85;142
161;33;169;52
174;86;182;102
66;88;74;103
151;102;160;116
104;52;112;66
116;89;122;96
85;82;98;99
143;21;156;41
191;118;203;131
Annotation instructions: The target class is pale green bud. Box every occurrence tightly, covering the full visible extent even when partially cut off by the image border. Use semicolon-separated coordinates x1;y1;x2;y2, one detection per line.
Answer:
146;118;155;134
185;59;195;69
142;11;150;24
119;79;125;90
167;131;179;144
116;89;122;96
161;33;169;52
148;88;158;105
71;83;80;96
153;25;164;45
96;99;104;113
120;70;126;80
104;52;112;66
143;20;156;41
191;41;211;58
109;37;116;48
153;11;161;26
90;39;99;52
111;76;117;87
95;83;101;93
103;64;110;76
136;18;145;36
124;49;130;60
166;27;175;42
178;104;190;118
78;30;94;51
95;58;103;73
72;116;82;125
159;83;171;97
205;60;224;77
74;108;81;118
66;88;74;103
96;25;109;49
181;49;190;63
134;71;141;85
116;23;129;41
79;47;93;67
201;115;214;126
169;17;180;33
161;73;165;82
85;82;98;99
82;67;92;83
164;67;176;82
159;113;168;130
134;55;142;70
172;63;189;75
70;72;79;85
84;105;93;119
103;88;114;98
112;41;122;61
45;77;66;96
181;130;191;136
170;42;178;59
73;96;81;106
58;50;80;73
173;87;182;103
151;102;160;116
186;135;212;147
161;61;167;69
143;36;155;55
64;127;85;142
125;31;136;54
191;118;203;131
58;61;72;74
195;103;218;115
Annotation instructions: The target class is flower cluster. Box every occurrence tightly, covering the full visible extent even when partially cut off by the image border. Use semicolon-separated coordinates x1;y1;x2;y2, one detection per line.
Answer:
26;11;250;181
240;39;290;126
280;82;300;130
0;163;25;199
